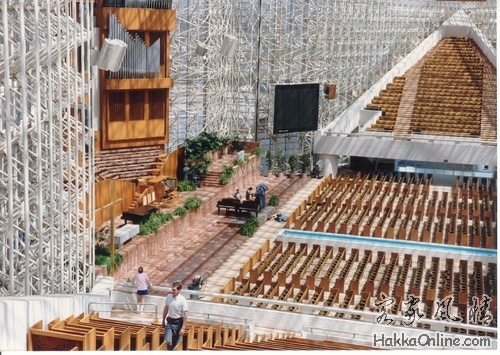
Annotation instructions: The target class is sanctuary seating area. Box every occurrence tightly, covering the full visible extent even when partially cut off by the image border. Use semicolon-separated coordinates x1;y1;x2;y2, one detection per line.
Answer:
285;172;496;249
365;37;495;138
365;76;406;131
94;147;166;182
215;171;497;336
26;311;371;351
411;37;483;137
218;240;497;336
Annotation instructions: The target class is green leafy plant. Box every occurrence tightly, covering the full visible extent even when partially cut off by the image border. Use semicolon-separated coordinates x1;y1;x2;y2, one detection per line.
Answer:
184;196;202;210
219;164;235;185
265;150;273;172
288;154;298;173
252;147;262;156
222;164;235;175
239;217;260;237
268;194;279;207
299;153;311;174
219;174;230;185
233;158;244;166
95;254;109;266
95;243;111;257
231;135;246;152
220;135;231;150
246;217;260;229
178;180;197;191
275;151;286;173
95;244;124;273
183;131;221;177
139;212;174;235
173;206;188;217
103;253;124;273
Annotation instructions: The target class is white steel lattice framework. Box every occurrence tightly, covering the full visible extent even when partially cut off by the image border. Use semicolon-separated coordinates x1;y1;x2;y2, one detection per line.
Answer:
0;1;496;298
0;1;95;296
168;0;496;159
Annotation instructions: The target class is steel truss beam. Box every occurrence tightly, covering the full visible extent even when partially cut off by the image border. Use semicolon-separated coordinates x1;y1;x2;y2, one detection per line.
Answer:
0;0;95;296
168;0;496;161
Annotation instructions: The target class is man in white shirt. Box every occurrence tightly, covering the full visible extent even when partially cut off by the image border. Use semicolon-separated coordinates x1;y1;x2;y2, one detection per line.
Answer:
162;281;188;350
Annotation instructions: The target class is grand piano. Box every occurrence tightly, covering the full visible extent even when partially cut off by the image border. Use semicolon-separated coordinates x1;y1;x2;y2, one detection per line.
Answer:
121;204;158;224
216;198;260;217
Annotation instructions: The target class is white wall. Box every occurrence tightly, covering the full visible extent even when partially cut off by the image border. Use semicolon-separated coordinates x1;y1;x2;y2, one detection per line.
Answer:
0;276;113;351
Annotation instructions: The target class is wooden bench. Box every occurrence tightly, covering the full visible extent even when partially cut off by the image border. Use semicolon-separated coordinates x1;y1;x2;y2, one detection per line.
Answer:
79;313;162;350
27;320;97;351
47;317;115;351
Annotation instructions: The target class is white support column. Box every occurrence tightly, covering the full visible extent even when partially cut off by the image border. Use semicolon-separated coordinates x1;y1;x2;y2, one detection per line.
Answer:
320;154;339;177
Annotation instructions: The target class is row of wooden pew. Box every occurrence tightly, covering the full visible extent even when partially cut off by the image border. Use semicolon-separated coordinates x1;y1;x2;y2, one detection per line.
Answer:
94;146;166;182
366;36;491;138
411;37;484;136
220;239;497;334
28;312;165;351
365;75;405;131
27;311;372;351
286;172;496;249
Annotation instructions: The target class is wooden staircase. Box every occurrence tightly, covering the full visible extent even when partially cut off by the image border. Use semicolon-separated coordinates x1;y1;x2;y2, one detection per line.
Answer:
393;48;436;139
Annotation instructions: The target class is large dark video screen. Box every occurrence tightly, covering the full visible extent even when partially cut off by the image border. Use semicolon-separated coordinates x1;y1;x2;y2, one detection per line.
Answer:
273;83;319;134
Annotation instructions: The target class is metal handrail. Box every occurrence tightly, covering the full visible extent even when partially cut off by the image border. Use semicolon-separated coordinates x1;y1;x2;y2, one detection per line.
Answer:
111;283;497;337
88;301;159;319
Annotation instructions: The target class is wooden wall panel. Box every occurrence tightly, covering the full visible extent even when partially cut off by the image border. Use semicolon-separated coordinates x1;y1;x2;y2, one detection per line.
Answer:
94;180;136;228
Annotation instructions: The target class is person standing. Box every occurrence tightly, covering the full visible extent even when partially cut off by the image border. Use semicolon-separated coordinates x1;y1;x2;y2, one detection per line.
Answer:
162;281;188;350
233;188;242;201
255;184;267;210
133;266;151;314
245;187;254;201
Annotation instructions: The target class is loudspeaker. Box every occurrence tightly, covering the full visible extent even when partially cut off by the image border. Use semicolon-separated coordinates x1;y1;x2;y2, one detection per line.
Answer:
323;83;336;99
97;38;128;72
220;35;239;57
90;49;100;66
195;43;208;56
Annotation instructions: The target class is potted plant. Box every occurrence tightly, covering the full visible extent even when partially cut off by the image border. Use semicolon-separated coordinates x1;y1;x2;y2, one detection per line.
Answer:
299;153;311;176
275;150;286;176
177;180;197;192
95;243;124;274
268;194;279;207
173;206;188;217
219;135;231;156
265;150;273;176
288;154;298;174
239;217;260;237
230;134;246;153
184;137;211;179
184;196;202;211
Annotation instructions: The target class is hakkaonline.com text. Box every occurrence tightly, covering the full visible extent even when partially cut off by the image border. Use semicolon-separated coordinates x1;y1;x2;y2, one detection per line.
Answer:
373;332;494;349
